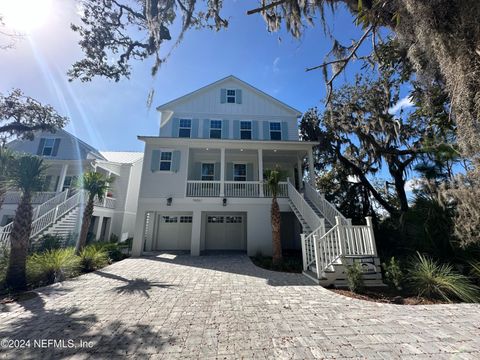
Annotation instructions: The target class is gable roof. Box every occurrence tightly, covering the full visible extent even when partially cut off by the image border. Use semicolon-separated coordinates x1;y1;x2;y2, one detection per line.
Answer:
100;151;143;164
156;75;302;116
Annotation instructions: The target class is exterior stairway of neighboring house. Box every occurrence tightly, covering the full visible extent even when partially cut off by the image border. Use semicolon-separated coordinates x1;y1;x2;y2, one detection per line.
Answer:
0;190;84;247
287;179;384;287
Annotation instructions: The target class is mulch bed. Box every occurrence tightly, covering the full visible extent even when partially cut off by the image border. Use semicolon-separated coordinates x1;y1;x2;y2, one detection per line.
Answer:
330;287;449;305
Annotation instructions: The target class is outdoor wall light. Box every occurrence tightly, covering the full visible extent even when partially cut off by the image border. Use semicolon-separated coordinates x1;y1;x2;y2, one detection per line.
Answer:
223;198;227;206
167;197;173;206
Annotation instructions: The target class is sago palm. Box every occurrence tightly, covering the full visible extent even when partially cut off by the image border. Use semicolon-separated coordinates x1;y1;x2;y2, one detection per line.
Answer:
265;168;283;265
75;172;113;254
5;155;47;290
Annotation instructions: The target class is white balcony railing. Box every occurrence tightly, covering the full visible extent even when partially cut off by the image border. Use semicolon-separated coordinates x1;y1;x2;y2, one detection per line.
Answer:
3;191;57;204
186;181;288;198
93;196;117;209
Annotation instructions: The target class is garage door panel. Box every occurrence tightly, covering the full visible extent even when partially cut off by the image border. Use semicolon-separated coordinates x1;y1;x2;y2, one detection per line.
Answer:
155;214;192;251
205;214;245;250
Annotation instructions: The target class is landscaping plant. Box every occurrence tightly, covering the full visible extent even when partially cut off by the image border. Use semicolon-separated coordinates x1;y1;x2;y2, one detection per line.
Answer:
344;260;364;293
79;245;109;272
382;257;404;291
408;253;480;303
264;168;283;265
27;248;80;286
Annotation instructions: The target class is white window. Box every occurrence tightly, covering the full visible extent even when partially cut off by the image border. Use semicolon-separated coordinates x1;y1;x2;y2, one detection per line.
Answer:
42;138;55;156
162;216;178;223
240;121;252;140
270;122;282;140
226;216;243;224
180;216;192;223
226;89;236;103
210;120;222;139
208;216;224;223
178;119;191;138
159;152;172;171
233;163;247;182
201;163;215;181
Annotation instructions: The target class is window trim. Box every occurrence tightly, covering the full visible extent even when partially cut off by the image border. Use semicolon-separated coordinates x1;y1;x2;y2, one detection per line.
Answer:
226;89;236;104
269;122;282;141
233;162;247;182
159;151;173;171
178;118;192;138
240;121;252;140
201;162;215;181
42;138;56;156
209;119;222;139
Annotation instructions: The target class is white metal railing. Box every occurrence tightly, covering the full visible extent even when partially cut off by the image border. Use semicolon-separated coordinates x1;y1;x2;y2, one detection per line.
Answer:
263;182;288;198
304;182;348;226
3;191;57;204
186;181;221;197
224;181;260;197
93;196;117;209
33;190;69;219
287;179;323;231
0;191;84;246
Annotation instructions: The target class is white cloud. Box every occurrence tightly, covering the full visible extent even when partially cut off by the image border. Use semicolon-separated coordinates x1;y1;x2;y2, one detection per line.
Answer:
389;96;414;114
273;57;280;73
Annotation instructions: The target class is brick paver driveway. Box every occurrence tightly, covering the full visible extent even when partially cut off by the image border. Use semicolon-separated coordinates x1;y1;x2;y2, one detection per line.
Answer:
1;254;479;359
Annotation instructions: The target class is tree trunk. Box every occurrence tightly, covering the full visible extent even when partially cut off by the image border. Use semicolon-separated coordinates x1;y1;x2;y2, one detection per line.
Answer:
76;196;94;255
5;192;33;291
271;196;282;265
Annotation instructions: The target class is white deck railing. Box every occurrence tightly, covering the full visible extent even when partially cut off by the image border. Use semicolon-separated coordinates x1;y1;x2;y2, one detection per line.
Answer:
304;182;348;226
0;191;84;245
3;191;57;205
287;180;323;231
186;181;288;198
94;196;117;209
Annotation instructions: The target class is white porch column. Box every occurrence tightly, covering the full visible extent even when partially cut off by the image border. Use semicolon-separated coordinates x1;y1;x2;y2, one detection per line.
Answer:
190;210;202;256
308;148;315;185
95;216;103;240
220;147;225;197
57;164;68;193
258;148;264;197
297;157;303;190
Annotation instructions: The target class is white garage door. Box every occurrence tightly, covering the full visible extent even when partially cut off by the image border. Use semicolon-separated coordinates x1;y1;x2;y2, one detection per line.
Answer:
205;214;246;250
155;214;192;251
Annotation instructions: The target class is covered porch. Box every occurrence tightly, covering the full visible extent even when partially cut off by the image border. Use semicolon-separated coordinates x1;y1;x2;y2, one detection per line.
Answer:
185;144;315;198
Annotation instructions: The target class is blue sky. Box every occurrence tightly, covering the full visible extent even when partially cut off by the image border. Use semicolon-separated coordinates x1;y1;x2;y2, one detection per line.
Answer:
0;0;381;153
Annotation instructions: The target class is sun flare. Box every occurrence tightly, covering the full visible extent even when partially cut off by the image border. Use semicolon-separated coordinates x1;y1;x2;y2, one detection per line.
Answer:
0;0;53;33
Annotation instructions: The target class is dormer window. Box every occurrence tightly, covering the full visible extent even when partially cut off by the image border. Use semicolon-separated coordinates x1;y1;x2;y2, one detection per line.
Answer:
226;89;236;103
42;138;56;156
270;122;282;140
210;120;222;139
240;121;252;140
178;119;191;138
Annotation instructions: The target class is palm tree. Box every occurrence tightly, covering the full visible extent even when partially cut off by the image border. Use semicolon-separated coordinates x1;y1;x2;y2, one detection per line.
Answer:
75;172;112;254
0;147;16;211
265;168;283;265
5;155;47;290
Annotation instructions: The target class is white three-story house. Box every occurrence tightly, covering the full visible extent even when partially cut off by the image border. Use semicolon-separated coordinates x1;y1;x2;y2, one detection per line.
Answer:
132;76;382;286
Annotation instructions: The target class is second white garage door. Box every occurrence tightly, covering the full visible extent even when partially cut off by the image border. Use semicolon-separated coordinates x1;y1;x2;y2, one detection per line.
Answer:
205;214;246;250
154;214;192;251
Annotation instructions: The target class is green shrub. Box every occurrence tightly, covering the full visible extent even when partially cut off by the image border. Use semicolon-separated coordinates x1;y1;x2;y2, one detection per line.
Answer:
27;248;80;286
469;261;480;284
408;253;480;303
36;234;63;253
100;243;125;262
0;245;9;288
382;257;404;290
344;260;364;293
79;245;109;272
109;233;119;243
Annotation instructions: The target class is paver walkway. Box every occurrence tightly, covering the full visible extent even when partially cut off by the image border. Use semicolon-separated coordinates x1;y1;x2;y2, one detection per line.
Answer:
0;254;479;359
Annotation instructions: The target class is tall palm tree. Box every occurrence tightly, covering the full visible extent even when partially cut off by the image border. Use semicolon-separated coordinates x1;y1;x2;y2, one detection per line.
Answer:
0;147;16;211
75;172;112;254
265;168;283;265
5;155;47;290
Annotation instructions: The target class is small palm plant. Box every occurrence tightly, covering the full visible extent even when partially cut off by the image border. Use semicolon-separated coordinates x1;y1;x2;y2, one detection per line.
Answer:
75;172;113;254
0;147;16;211
264;168;283;265
5;155;47;290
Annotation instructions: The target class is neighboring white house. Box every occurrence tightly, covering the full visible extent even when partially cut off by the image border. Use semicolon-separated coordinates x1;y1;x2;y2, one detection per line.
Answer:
131;75;382;286
0;129;143;243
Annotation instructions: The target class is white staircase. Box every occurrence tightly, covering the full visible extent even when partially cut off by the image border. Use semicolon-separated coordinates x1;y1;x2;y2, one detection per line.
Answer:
0;190;85;246
287;179;383;287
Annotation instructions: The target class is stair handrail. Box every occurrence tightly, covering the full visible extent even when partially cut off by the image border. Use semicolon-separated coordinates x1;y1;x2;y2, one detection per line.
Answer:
304;182;348;226
0;190;85;245
287;179;323;231
33;189;70;219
